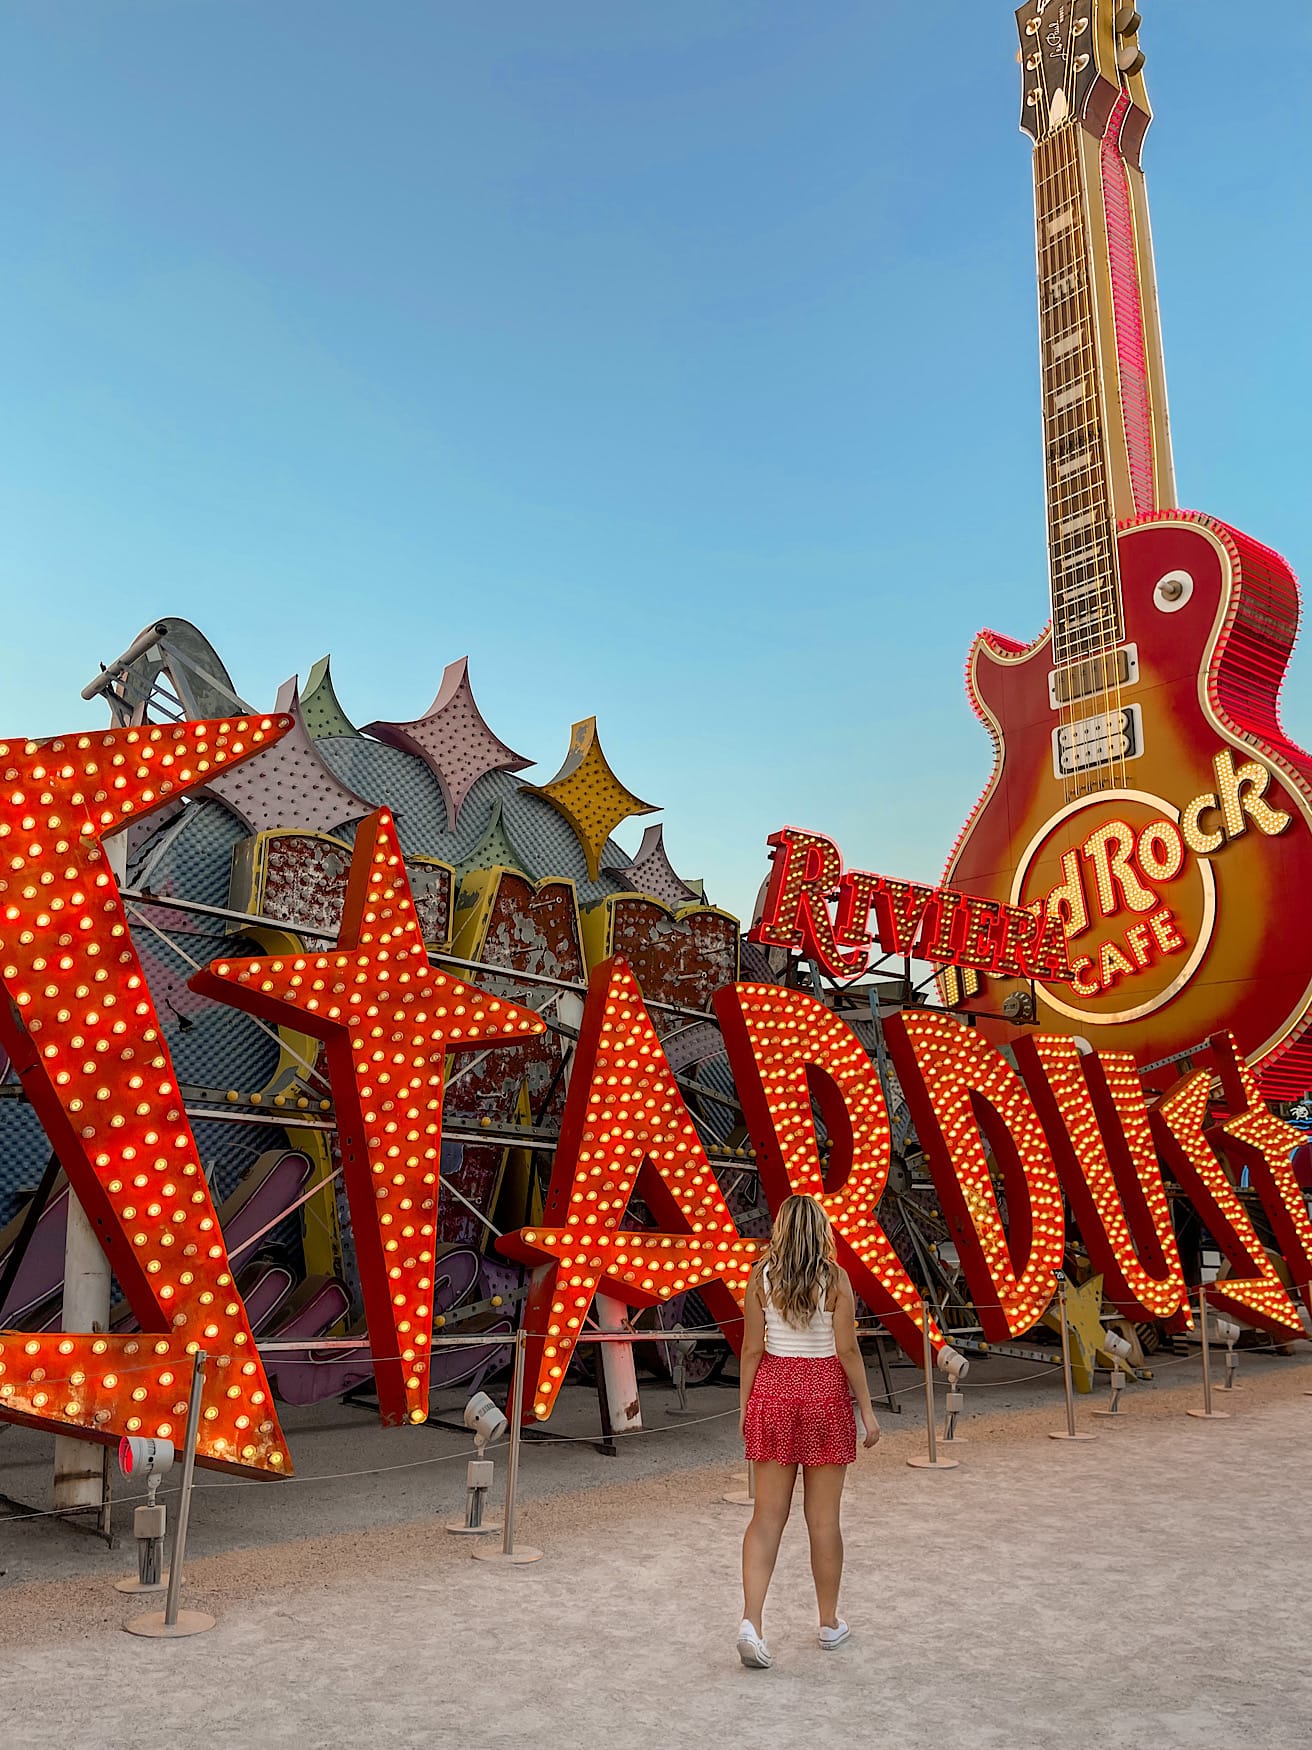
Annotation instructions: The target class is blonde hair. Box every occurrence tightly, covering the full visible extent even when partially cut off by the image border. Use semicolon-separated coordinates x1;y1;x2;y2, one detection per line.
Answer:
760;1194;838;1327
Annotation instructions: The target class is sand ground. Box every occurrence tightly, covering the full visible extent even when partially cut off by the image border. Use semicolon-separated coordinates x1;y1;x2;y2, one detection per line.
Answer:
2;1343;1310;1749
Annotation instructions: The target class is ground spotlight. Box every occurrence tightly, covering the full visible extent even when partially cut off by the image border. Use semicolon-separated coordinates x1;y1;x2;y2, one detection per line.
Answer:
447;1392;509;1537
1093;1329;1134;1420
114;1436;175;1594
936;1343;970;1441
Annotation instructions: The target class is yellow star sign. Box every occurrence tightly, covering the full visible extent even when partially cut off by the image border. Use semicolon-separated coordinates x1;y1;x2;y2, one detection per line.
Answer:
1040;1273;1114;1394
522;716;657;881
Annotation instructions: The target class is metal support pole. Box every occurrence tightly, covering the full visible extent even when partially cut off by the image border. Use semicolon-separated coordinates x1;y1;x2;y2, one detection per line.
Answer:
722;1460;755;1506
125;1351;215;1637
473;1329;543;1564
1049;1274;1096;1442
1188;1283;1231;1421
52;1193;112;1521
908;1298;958;1470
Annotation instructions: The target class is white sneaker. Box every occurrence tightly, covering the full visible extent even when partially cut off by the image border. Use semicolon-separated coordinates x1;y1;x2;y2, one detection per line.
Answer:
737;1620;773;1668
817;1620;850;1651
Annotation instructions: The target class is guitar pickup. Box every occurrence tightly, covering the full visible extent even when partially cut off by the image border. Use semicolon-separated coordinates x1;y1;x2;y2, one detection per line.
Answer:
1048;644;1139;707
1051;705;1144;776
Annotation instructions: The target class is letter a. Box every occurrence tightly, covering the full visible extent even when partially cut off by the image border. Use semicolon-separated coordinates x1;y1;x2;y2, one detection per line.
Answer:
499;957;763;1420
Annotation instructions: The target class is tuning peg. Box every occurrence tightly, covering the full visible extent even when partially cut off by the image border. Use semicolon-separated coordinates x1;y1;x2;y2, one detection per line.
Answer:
1116;44;1146;74
1114;6;1142;31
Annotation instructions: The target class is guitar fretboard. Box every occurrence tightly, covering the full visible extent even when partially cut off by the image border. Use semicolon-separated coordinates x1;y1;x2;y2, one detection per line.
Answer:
1033;125;1123;669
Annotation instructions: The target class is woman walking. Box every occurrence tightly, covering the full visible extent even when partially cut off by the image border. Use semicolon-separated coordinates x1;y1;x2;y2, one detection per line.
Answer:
736;1194;880;1668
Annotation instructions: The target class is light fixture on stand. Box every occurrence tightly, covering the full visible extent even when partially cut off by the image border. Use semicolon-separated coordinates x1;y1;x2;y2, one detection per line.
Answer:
937;1344;971;1443
1215;1318;1242;1392
1091;1329;1133;1420
446;1391;508;1537
113;1436;176;1594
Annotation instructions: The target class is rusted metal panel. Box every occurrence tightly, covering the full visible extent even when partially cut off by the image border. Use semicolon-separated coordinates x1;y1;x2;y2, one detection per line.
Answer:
230;829;454;948
583;894;740;1031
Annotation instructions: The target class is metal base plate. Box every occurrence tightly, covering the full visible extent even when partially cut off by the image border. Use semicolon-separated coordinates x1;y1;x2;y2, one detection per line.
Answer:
907;1456;960;1470
1090;1409;1125;1420
1186;1409;1231;1420
445;1520;501;1536
1048;1431;1097;1441
113;1571;179;1594
471;1544;543;1565
124;1609;216;1638
721;1488;755;1504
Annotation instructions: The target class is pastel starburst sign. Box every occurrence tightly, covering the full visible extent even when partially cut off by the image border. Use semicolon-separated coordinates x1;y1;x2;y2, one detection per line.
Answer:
366;657;531;831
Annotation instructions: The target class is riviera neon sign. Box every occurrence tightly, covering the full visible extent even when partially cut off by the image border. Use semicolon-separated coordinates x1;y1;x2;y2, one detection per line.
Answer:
749;825;1075;984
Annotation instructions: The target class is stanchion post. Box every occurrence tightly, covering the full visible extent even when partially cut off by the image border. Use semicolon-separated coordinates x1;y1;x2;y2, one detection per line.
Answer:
124;1350;216;1637
722;1459;755;1506
1049;1273;1096;1443
473;1328;544;1564
908;1297;959;1470
1188;1282;1231;1421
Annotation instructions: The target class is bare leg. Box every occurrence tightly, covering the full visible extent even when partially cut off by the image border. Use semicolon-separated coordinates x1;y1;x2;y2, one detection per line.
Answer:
741;1461;797;1635
801;1464;847;1628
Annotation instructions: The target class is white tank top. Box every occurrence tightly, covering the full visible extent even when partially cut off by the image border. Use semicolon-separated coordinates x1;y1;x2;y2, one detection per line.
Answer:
761;1265;837;1358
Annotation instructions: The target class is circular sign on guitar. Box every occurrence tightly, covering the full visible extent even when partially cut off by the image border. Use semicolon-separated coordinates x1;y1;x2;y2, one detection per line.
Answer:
1010;790;1215;1025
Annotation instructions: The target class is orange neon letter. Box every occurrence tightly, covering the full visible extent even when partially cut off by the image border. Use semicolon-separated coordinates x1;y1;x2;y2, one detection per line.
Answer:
1210;1032;1312;1316
1149;1065;1302;1337
0;716;296;1473
884;1013;1065;1340
1016;1037;1188;1325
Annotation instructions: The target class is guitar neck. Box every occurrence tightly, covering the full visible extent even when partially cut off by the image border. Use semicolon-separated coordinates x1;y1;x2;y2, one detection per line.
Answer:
1033;96;1176;667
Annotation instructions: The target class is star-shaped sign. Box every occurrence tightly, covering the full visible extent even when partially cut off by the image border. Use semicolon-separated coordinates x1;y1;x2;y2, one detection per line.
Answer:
0;713;297;1473
521;716;657;882
498;956;762;1420
192;807;545;1425
1040;1273;1109;1394
367;657;530;831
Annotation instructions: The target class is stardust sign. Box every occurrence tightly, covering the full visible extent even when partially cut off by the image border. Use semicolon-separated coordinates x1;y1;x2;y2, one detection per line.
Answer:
0;725;1308;1475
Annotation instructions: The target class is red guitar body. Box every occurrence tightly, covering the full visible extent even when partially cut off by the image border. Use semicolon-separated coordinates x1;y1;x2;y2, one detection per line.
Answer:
945;509;1312;1097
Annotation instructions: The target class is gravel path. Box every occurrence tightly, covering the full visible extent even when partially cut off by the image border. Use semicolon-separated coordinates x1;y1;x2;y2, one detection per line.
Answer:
3;1347;1311;1748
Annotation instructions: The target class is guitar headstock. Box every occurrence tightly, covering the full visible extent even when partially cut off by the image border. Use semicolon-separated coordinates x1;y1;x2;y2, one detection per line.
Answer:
1016;3;1152;156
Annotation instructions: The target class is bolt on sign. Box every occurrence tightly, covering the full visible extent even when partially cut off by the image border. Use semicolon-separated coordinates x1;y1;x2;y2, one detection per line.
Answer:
0;738;1308;1465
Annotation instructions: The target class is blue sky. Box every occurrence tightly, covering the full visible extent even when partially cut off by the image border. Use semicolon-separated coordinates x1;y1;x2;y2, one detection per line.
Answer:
3;1;1309;921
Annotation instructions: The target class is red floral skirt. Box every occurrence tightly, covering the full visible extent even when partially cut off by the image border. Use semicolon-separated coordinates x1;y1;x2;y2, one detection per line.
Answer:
743;1353;856;1467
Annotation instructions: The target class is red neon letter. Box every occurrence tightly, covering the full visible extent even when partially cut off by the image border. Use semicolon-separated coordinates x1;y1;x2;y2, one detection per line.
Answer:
884;1013;1065;1339
1149;1066;1302;1337
1016;1038;1188;1324
0;716;295;1472
749;828;863;977
499;956;763;1420
714;982;942;1360
1210;1032;1312;1316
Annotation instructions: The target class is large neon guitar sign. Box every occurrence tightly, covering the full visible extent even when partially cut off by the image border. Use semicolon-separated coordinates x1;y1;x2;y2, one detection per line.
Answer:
942;4;1312;1098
